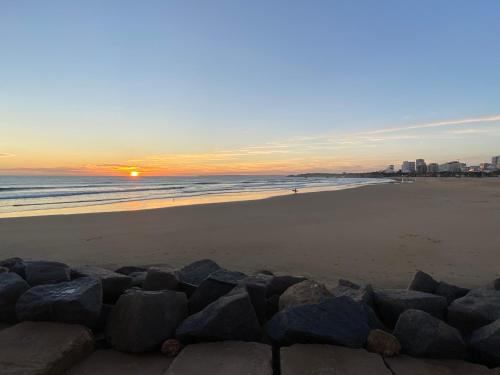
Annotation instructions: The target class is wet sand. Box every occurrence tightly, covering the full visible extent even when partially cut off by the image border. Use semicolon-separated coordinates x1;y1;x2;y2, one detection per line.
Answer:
0;177;499;288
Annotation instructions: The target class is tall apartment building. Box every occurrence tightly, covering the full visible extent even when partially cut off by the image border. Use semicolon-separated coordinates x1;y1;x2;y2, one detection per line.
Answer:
492;155;500;168
427;163;439;173
401;161;416;174
416;159;427;174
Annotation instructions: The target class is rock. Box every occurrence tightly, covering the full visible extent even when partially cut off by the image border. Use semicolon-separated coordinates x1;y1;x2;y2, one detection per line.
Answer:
72;265;132;304
114;266;147;275
129;271;146;287
107;289;187;353
0;321;94;375
0;257;24;274
188;269;247;313
176;289;261;343
16;276;102;327
447;288;500;334
266;296;378;347
333;279;374;306
366;329;401;357
161;338;183;357
266;275;306;297
408;270;439;293
165;341;272;375
393;309;466;359
143;267;179;291
488;278;500;290
258;270;275;276
0;272;30;322
95;304;114;332
237;274;274;323
0;266;8;273
279;280;332;310
280;344;392;375
435;281;469;304
178;259;221;287
23;260;71;286
469;319;500;367
373;289;447;326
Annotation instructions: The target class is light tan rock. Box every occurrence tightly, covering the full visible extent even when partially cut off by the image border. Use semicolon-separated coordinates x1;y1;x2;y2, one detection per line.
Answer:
67;349;173;375
366;329;401;357
0;321;93;375
386;355;500;374
280;344;392;375
279;280;332;310
165;341;272;375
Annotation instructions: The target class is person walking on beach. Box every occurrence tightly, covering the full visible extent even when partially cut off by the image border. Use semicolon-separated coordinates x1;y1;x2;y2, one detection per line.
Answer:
292;188;298;194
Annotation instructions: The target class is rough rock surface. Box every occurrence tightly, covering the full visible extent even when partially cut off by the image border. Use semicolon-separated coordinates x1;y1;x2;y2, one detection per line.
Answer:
435;281;469;304
366;329;401;357
0;273;30;322
0;266;8;273
166;341;272;375
114;266;147;275
107;289;187;353
143;267;179;291
373;288;447;326
279;280;332;310
72;265;132;303
129;271;147;287
16;276;102;327
236;274;274;323
408;270;439;293
188;269;247;313
0;321;94;375
161;339;183;358
280;344;392;375
24;260;71;286
176;289;261;343
178;259;221;287
393;309;466;359
469;319;500;367
266;296;379;347
447;288;500;333
332;279;374;306
266;275;306;297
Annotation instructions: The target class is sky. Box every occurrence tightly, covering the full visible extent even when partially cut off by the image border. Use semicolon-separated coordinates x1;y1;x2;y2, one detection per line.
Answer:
1;0;500;176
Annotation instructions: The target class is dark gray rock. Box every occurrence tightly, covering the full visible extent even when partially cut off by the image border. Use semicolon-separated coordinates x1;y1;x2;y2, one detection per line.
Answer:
143;267;179;291
469;319;500;367
24;260;71;286
266;296;378;347
176;289;261;343
72;265;131;304
393;309;466;359
373;289;447;327
488;278;500;290
16;277;102;327
188;269;246;314
0;267;8;274
95;303;113;332
447;288;500;334
0;257;24;272
178;259;221;287
129;271;147;287
107;289;187;353
434;281;469;304
234;274;274;323
279;280;332;310
114;266;147;275
266;275;306;297
333;279;374;306
408;271;439;293
0;273;30;322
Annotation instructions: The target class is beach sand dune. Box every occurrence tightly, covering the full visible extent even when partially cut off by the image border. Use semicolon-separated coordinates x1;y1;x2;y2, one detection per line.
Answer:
0;178;499;288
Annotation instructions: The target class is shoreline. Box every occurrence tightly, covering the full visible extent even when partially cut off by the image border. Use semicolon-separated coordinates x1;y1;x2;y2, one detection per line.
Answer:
1;178;499;289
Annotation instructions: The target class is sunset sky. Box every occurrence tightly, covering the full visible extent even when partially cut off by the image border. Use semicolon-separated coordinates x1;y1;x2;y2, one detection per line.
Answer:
1;1;500;176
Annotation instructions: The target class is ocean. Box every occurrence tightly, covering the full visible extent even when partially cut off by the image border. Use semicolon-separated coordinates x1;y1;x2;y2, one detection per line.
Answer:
0;175;391;217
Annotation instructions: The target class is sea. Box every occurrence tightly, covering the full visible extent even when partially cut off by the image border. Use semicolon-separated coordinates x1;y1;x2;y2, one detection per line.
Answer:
0;175;392;217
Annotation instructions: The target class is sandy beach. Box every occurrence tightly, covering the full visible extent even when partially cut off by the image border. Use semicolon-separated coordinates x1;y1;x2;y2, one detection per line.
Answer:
0;178;499;289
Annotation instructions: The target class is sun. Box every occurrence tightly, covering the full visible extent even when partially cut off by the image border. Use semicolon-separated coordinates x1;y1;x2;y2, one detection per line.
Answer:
130;171;139;177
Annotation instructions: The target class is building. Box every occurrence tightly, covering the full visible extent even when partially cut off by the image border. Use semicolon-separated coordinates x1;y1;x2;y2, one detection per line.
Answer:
468;166;480;172
401;161;416;174
416;159;427;174
427;163;439;173
492;155;500;169
480;163;491;171
384;165;395;174
439;161;461;173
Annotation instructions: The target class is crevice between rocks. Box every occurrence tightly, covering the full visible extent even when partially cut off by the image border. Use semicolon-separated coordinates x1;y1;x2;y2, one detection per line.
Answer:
381;356;396;375
272;345;281;375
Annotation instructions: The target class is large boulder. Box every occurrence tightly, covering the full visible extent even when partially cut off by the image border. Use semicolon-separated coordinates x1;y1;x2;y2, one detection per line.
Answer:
23;260;71;286
188;269;247;313
408;271;438;293
16;276;102;327
332;279;374;306
142;266;179;291
469;319;500;367
0;272;30;322
107;289;187;353
366;329;401;357
266;296;379;347
279;280;332;310
0;321;94;375
373;289;447;326
176;289;261;343
177;259;222;295
434;281;469;305
0;257;24;274
393;309;466;359
129;271;147;287
114;265;147;275
447;288;500;334
266;275;306;297
237;274;274;323
72;265;131;304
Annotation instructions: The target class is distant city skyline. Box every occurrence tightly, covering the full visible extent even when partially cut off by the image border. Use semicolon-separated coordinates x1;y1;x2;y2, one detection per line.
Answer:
1;1;500;176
